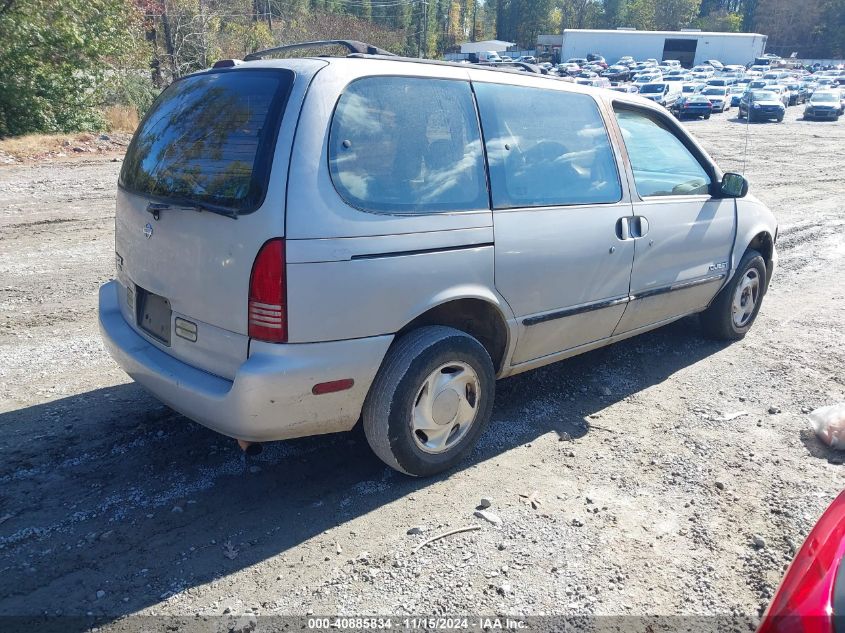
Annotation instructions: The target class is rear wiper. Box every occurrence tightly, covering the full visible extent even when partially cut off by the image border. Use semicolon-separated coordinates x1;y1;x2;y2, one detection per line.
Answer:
145;200;238;220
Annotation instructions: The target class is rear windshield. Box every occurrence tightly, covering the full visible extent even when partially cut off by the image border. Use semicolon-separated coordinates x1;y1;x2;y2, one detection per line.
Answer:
120;69;294;214
640;84;665;93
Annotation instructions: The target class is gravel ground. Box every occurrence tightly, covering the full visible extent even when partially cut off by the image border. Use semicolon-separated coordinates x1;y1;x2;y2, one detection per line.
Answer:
1;107;844;631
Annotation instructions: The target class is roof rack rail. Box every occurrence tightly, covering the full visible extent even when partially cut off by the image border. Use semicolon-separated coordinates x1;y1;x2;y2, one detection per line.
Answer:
244;40;396;61
477;61;549;75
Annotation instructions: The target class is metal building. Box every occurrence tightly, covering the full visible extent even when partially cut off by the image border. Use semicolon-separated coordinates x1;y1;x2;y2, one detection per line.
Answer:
538;29;768;67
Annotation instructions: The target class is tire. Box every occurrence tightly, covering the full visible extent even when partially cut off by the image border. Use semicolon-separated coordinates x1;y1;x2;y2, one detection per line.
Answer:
362;326;495;477
705;113;711;119
700;249;767;341
777;115;784;122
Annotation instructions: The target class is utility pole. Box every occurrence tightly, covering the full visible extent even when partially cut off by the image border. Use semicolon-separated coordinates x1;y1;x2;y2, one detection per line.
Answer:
471;0;477;42
266;0;273;30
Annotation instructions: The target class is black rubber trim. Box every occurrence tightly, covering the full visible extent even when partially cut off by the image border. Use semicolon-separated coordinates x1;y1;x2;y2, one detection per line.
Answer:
834;555;845;633
523;296;629;327
350;242;493;261
631;273;726;301
523;273;728;328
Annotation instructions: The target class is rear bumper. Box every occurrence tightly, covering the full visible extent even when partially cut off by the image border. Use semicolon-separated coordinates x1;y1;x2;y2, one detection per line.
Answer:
98;281;393;442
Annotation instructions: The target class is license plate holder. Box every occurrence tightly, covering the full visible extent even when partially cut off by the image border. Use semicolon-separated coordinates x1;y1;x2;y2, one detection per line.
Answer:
136;286;172;346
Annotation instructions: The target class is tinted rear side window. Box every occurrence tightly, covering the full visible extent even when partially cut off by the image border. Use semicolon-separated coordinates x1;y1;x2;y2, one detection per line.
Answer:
328;77;488;214
120;69;293;214
474;83;621;209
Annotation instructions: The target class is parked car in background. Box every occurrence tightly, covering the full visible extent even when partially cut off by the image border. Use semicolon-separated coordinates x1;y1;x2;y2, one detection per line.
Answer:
804;91;842;120
692;65;716;77
729;85;746;107
706;77;734;87
514;55;537;64
99;44;777;476
638;82;682;107
671;95;713;119
633;73;662;86
701;86;730;112
766;85;790;107
785;82;808;105
602;65;632;82
474;51;501;63
702;59;724;71
682;82;705;94
556;62;581;76
748;79;769;91
615;55;634;66
566;57;588;66
739;90;785;122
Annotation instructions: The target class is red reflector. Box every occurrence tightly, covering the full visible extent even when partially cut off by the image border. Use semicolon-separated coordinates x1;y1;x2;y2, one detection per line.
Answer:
312;379;355;395
248;238;287;343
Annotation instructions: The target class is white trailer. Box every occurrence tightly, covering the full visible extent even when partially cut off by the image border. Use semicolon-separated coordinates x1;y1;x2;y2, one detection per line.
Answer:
543;29;768;68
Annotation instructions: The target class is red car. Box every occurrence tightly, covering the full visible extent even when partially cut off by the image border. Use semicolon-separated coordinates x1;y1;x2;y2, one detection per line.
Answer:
758;490;845;633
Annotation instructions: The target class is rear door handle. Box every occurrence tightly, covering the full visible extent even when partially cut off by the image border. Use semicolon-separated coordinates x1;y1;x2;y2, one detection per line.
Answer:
631;216;650;238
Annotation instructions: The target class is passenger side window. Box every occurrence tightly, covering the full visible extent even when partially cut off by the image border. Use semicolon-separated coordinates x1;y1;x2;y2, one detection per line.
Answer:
473;82;622;209
328;77;488;214
613;107;712;197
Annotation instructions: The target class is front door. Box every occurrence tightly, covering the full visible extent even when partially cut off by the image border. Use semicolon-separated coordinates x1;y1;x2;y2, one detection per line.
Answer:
610;105;736;334
471;79;635;365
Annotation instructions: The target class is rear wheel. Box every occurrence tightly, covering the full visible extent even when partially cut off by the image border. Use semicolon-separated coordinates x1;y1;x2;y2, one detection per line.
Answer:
363;326;495;477
700;249;767;341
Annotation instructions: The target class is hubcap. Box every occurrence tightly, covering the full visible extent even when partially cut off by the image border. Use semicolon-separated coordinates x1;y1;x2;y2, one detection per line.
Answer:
411;361;480;454
732;269;760;328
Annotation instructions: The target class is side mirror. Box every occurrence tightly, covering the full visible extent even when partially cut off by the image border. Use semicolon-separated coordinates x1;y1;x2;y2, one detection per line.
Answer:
721;172;749;198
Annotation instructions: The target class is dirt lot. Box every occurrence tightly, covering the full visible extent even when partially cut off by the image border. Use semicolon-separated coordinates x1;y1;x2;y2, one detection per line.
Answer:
1;108;844;630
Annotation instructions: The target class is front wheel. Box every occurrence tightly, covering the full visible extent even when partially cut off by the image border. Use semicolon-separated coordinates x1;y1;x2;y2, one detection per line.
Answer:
700;249;767;340
363;326;495;476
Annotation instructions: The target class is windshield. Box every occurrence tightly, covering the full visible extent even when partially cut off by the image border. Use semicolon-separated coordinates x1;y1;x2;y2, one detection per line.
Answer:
751;91;778;101
120;69;294;214
812;92;838;102
702;88;726;95
639;84;665;93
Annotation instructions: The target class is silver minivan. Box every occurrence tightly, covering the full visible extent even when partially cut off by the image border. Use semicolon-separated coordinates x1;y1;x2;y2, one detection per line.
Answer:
99;42;778;476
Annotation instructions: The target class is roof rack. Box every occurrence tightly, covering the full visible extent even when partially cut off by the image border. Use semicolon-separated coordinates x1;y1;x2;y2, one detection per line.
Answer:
244;40;396;61
242;40;556;79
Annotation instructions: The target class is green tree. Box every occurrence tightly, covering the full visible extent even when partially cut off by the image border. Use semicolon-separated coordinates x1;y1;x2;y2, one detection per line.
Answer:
653;0;702;29
0;0;139;136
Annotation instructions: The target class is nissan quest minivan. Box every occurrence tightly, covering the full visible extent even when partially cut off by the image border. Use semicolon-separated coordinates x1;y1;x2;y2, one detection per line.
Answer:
99;41;778;477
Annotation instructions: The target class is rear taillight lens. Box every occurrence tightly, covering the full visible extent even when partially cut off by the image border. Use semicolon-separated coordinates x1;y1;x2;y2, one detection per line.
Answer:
248;238;287;343
758;490;845;633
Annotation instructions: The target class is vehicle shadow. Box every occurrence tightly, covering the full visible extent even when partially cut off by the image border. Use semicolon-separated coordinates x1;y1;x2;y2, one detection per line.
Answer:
0;315;728;626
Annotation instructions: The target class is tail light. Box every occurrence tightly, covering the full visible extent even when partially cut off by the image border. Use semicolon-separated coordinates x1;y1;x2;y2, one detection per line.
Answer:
757;490;845;633
248;238;287;343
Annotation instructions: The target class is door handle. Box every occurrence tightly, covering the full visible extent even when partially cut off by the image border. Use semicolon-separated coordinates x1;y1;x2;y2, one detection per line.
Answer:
616;217;632;240
632;216;650;238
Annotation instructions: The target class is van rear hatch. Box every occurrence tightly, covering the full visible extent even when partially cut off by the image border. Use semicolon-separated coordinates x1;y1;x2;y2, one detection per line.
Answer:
114;67;297;380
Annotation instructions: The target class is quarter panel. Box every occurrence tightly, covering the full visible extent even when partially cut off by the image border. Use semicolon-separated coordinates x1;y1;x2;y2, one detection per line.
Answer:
286;245;502;343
